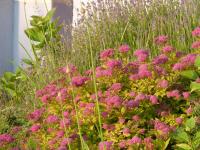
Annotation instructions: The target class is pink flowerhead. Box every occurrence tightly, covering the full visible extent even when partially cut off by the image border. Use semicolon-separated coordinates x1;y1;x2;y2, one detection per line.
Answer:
72;76;89;87
186;106;193;115
132;115;140;121
167;90;180;99
175;117;183;125
30;124;41;132
119;44;130;53
135;93;146;101
162;45;174;53
60;138;73;146
126;100;139;108
196;78;200;83
128;136;142;145
63;111;70;118
106;96;122;108
152;54;168;65
46;115;59;124
0;134;14;145
102;124;115;131
96;67;113;78
173;63;185;71
192;27;200;37
57;146;67;150
60;119;71;128
183;92;190;100
154;120;171;135
154;35;168;45
119;117;125;124
138;64;152;78
56;130;65;138
143;137;153;144
101;112;108;118
129;74;140;80
100;48;114;59
109;83;122;91
129;91;136;97
123;128;131;135
106;59;122;69
134;49;149;62
192;41;200;49
28;108;44;121
157;80;169;88
154;65;167;75
99;141;113;150
41;95;49;104
118;140;127;148
149;95;159;105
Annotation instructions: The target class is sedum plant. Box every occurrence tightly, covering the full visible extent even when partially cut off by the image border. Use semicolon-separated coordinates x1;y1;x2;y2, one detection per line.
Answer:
1;27;200;149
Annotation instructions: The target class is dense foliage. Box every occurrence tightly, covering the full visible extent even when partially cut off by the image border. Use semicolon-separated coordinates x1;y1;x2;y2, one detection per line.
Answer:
1;29;200;149
0;0;200;149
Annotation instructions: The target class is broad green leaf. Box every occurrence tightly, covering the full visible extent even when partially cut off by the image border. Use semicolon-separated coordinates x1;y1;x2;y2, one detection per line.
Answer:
174;128;190;143
25;28;45;42
195;56;200;68
185;117;195;130
190;82;200;92
4;72;15;80
176;144;192;150
181;70;198;80
45;8;55;21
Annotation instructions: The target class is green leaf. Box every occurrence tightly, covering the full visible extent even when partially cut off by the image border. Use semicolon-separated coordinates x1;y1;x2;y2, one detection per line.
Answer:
3;72;15;80
195;56;200;68
176;144;192;150
22;58;34;66
181;70;198;80
25;28;45;42
185;117;196;130
162;138;170;150
174;128;190;143
190;82;200;92
45;8;55;21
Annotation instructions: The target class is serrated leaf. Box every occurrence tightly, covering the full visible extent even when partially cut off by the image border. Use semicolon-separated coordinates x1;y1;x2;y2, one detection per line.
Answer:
195;56;200;68
174;128;190;143
181;70;198;80
190;82;200;92
176;144;192;150
185;117;195;130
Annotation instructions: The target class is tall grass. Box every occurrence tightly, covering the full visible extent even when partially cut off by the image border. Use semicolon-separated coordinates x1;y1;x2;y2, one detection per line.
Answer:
71;0;200;72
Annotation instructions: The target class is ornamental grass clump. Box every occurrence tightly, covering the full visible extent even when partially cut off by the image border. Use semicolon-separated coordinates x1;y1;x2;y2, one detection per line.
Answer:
1;31;200;149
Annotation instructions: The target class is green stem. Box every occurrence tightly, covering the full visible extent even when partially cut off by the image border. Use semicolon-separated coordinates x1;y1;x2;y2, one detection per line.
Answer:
67;70;89;150
86;26;104;142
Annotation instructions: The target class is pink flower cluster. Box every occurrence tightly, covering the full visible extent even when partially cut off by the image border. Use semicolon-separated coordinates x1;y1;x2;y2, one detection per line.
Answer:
0;134;14;146
8;30;199;149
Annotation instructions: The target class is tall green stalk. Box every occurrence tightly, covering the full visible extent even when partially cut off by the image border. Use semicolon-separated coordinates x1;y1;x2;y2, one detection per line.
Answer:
87;27;104;142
